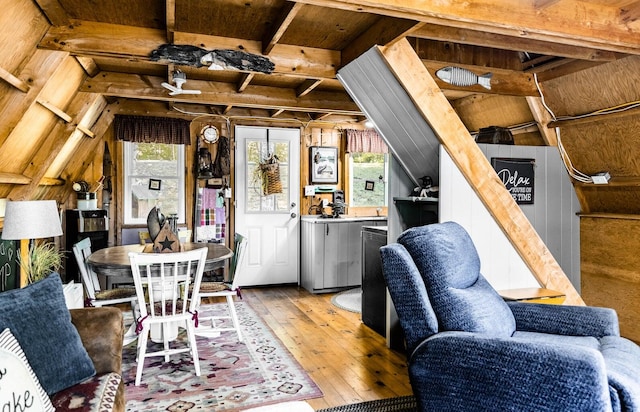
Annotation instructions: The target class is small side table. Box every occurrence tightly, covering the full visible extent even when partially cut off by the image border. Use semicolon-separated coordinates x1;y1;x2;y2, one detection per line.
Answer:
498;288;566;304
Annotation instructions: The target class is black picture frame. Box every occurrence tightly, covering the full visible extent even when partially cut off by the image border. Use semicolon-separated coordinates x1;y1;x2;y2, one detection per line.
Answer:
310;146;338;184
491;157;535;205
365;180;375;191
149;178;162;191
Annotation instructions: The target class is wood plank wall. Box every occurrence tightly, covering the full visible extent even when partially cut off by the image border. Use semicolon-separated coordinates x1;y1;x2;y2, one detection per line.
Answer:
539;55;640;342
581;216;640;342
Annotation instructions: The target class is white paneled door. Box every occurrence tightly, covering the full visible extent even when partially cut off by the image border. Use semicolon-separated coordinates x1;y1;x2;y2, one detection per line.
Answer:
234;126;300;286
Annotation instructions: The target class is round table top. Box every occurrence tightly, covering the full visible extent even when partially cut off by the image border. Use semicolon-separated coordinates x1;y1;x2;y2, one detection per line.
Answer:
87;242;233;277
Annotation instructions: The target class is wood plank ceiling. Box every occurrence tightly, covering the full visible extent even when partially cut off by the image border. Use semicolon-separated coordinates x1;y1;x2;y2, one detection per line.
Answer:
30;0;640;125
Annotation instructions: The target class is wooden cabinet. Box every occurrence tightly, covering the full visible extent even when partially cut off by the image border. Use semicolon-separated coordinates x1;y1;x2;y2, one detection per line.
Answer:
300;217;386;294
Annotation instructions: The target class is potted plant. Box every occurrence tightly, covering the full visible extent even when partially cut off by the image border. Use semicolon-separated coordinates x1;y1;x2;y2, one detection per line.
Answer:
19;242;64;284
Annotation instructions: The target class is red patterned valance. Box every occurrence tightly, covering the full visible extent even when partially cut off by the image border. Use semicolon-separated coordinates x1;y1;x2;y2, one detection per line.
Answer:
114;115;191;145
345;129;388;154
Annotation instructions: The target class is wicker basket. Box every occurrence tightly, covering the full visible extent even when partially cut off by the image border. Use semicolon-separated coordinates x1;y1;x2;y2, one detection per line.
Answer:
260;162;283;195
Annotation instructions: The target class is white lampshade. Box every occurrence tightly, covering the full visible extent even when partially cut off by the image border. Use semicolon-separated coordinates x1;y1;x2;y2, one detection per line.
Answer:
1;200;63;240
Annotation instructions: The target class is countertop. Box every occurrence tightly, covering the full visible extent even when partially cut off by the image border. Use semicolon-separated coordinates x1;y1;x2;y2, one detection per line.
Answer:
301;215;387;223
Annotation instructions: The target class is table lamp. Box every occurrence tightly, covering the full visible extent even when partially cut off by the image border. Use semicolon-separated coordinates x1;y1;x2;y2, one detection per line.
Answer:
1;200;63;287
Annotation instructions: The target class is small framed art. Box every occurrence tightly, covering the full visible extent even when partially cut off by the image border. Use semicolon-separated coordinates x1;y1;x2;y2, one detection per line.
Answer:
149;179;161;191
310;146;338;184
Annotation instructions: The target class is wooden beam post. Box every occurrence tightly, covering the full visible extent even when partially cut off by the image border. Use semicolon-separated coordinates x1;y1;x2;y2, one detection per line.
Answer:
378;38;583;305
19;239;29;288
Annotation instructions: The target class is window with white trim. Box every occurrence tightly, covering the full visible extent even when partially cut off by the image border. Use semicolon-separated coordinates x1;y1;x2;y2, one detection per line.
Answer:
123;142;186;225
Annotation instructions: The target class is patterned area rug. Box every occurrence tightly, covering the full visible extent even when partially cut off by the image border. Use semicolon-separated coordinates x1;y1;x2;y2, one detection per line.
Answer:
330;288;362;313
122;301;323;411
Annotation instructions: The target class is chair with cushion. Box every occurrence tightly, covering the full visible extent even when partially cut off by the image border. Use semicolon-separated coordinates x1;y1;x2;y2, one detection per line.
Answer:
194;233;247;342
73;238;137;308
380;221;640;412
74;238;137;345
128;247;207;386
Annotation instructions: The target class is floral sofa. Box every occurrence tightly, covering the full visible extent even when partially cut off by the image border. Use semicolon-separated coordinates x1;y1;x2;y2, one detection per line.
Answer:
0;273;124;411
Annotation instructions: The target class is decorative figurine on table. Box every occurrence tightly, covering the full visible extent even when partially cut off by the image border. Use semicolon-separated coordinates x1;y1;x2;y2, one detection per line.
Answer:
147;206;180;252
152;222;180;253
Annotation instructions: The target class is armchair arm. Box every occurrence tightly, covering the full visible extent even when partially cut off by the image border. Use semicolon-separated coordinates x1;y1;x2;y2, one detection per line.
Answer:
409;332;612;412
70;307;124;375
507;302;619;338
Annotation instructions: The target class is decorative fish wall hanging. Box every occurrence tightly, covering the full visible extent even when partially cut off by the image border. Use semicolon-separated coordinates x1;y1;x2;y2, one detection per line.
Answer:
435;66;492;90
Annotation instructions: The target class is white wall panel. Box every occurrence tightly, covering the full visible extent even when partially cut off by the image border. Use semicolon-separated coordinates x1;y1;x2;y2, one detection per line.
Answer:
440;147;538;290
440;145;581;291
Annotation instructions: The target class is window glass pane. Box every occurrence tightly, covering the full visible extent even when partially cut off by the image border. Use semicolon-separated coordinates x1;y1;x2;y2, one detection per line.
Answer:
349;153;388;207
124;142;185;224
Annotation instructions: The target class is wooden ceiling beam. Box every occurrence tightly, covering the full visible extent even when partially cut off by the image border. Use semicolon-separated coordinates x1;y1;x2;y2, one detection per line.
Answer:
411;23;621;62
0;50;68;147
262;2;304;55
8;93;105;200
341;17;422;66
32;0;69;26
620;1;640;23
40;20;340;80
532;59;608;82
166;0;176;44
36;99;72;122
0;66;30;93
296;79;322;97
533;0;561;9
237;73;254;93
75;56;100;77
81;71;362;115
422;60;539;96
271;109;285;117
295;0;640;55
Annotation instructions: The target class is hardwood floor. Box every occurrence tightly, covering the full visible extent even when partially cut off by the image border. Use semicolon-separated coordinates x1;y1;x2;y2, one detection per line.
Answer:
205;286;413;410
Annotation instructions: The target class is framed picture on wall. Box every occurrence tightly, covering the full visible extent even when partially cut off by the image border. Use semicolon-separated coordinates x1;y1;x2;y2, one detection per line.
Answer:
310;146;338;184
149;178;162;190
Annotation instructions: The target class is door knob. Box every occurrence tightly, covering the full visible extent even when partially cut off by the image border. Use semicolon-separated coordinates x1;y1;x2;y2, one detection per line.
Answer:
291;212;297;218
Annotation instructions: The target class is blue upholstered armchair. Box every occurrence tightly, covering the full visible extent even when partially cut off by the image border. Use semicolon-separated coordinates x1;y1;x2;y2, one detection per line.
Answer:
381;221;640;412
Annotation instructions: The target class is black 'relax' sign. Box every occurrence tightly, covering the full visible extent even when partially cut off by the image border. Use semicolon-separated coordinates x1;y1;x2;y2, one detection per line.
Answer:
491;158;535;205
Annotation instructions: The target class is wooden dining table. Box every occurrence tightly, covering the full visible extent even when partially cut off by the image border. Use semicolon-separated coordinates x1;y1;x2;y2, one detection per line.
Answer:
87;242;234;278
87;242;234;343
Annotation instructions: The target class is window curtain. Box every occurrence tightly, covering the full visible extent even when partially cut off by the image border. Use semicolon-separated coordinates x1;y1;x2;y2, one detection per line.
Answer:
114;115;191;145
345;129;388;153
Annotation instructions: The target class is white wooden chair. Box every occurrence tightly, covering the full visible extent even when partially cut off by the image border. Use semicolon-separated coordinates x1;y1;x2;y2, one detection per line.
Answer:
73;238;138;307
73;238;139;344
128;247;207;386
194;233;247;342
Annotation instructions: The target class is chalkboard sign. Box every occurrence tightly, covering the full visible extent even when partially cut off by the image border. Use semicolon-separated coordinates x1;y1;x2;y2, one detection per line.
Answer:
0;239;18;291
491;158;535;205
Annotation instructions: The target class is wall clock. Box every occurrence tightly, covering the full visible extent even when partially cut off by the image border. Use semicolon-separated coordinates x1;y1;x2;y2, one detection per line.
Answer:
200;125;219;143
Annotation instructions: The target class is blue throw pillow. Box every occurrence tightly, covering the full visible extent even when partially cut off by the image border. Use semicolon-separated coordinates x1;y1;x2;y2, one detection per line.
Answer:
0;273;95;395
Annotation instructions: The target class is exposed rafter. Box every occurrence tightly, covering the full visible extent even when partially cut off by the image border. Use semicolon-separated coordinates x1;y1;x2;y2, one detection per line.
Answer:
40;21;341;81
295;0;640;55
81;72;362;116
165;0;176;44
263;2;304;55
